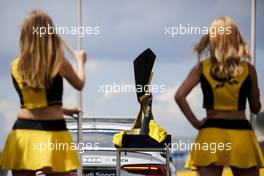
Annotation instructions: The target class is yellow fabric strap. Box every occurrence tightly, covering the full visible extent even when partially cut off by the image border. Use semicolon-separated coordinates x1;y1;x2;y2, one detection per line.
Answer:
112;130;128;147
11;58;48;109
148;119;167;143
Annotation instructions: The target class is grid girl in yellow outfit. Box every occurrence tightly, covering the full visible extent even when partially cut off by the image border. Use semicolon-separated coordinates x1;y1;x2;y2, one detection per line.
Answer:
175;16;264;176
0;10;87;176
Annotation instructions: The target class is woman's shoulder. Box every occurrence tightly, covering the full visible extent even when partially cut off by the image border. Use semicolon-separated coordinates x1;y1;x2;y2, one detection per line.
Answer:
196;58;211;72
245;61;257;77
199;58;211;66
239;60;256;75
240;59;251;65
11;57;19;65
10;57;20;74
200;58;211;62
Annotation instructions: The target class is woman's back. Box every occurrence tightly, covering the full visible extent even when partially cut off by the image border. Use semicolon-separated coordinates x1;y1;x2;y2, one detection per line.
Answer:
11;57;64;120
200;58;257;120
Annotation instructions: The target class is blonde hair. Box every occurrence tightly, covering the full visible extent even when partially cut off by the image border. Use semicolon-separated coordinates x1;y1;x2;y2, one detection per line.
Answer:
195;16;250;77
18;10;63;89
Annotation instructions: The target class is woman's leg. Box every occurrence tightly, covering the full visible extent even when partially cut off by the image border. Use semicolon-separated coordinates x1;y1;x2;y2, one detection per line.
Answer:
197;166;223;176
231;166;259;176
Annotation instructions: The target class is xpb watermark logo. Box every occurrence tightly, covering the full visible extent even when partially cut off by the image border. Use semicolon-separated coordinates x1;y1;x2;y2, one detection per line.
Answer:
33;24;100;37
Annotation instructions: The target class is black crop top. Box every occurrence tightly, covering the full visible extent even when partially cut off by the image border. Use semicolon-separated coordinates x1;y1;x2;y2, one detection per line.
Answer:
11;58;63;109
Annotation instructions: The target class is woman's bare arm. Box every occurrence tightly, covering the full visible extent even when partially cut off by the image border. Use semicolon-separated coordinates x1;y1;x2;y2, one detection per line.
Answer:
59;37;87;90
59;51;86;91
248;64;262;113
175;63;202;129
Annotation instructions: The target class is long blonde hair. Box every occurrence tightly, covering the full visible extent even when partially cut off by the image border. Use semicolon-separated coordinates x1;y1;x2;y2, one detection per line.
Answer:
195;16;250;77
18;10;63;89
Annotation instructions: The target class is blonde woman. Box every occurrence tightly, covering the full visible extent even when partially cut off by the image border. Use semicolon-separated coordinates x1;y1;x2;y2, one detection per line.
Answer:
0;10;86;176
175;16;264;176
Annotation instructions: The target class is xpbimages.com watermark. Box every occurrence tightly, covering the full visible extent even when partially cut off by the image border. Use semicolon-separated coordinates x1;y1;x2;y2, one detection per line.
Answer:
33;140;99;153
165;140;232;154
164;24;232;38
32;24;100;37
98;82;167;96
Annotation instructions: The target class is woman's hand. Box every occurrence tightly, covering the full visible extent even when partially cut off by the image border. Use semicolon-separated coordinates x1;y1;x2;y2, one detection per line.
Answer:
61;37;87;65
195;118;208;129
74;50;87;65
63;107;82;119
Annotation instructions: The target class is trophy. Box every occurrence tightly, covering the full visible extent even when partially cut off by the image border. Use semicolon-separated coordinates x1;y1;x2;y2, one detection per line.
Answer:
130;48;156;135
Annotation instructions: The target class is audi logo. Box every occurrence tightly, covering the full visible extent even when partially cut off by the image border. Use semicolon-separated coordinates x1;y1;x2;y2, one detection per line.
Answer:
82;156;102;164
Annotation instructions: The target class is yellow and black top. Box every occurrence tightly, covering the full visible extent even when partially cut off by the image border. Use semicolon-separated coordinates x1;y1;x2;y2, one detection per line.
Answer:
200;58;250;111
11;58;63;109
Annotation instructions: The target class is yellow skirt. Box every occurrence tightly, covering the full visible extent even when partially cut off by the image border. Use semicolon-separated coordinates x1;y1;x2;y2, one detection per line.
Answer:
0;119;80;173
185;119;264;170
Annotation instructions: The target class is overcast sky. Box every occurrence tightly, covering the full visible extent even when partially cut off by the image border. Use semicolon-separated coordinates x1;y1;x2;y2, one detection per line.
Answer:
0;0;264;149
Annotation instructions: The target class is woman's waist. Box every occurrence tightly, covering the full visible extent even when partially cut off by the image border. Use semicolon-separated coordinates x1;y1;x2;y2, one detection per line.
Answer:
13;118;67;131
200;118;252;130
17;105;64;120
206;109;246;120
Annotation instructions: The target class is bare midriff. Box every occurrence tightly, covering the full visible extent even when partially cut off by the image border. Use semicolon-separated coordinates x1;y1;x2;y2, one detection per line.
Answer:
206;109;246;120
17;105;64;120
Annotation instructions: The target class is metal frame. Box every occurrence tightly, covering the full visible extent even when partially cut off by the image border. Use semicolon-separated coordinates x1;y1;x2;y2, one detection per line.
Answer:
116;148;171;176
76;0;83;176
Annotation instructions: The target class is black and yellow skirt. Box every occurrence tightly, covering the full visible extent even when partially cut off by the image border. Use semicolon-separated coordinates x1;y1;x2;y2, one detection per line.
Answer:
185;119;264;170
0;118;80;173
